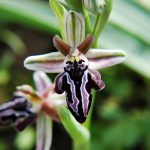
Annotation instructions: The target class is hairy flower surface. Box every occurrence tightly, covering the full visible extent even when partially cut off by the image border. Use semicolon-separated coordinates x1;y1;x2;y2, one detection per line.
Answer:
24;11;126;123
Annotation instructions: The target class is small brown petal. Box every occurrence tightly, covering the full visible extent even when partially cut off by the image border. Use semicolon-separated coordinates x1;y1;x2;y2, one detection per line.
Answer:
78;35;94;54
53;35;71;56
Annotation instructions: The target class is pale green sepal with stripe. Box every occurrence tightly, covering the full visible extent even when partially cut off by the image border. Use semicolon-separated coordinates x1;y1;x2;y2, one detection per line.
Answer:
63;11;85;47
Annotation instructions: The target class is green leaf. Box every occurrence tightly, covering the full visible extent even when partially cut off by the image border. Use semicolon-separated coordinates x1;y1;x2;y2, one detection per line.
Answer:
63;0;82;12
58;107;90;144
0;29;25;55
92;0;113;41
99;24;150;79
0;51;15;85
110;0;150;45
49;0;66;38
0;0;58;34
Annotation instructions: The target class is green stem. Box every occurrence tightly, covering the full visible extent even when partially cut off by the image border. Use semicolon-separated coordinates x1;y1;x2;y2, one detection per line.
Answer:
81;5;92;34
73;141;89;150
92;15;100;47
58;107;90;150
92;0;113;45
92;15;100;37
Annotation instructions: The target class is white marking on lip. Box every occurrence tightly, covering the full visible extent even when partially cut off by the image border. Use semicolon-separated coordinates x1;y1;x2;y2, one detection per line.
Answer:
66;72;79;115
80;70;89;117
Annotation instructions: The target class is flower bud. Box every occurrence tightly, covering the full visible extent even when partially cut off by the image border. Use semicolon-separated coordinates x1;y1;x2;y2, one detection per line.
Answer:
83;0;105;15
63;11;85;48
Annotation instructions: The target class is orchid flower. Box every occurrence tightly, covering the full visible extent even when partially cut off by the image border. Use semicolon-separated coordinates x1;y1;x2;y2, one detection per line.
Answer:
0;96;36;131
0;71;65;150
24;11;126;123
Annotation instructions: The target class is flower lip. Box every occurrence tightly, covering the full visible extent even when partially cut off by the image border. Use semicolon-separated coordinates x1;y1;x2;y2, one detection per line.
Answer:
0;96;36;131
0;96;30;112
63;53;89;73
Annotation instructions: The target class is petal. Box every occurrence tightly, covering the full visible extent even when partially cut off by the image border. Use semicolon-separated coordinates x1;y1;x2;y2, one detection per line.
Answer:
88;69;105;90
16;86;42;103
0;97;36;131
86;49;126;69
41;101;60;122
33;71;52;92
53;35;71;56
36;112;52;150
16;85;34;95
0;109;16;125
77;35;94;54
54;72;66;94
24;52;65;73
15;114;36;131
0;97;29;112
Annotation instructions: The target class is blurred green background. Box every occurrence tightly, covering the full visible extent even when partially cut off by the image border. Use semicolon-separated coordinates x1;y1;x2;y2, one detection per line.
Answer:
0;0;150;150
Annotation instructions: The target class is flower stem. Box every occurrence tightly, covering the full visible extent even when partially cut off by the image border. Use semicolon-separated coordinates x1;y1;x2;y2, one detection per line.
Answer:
73;141;89;150
92;0;113;46
81;5;92;34
92;15;100;37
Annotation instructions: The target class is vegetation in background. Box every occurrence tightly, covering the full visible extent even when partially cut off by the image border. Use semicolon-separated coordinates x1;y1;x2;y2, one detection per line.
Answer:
0;0;150;150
